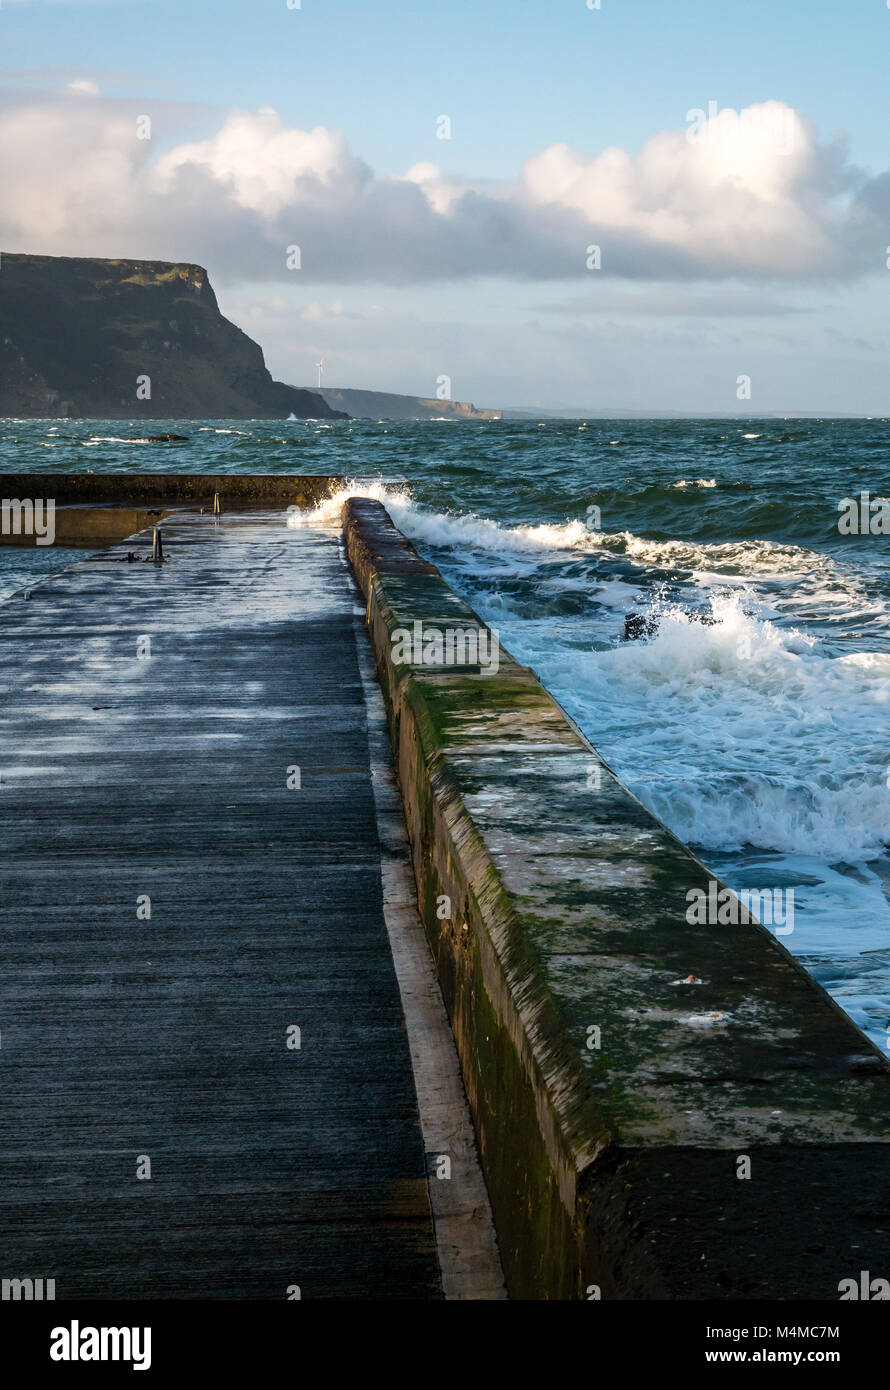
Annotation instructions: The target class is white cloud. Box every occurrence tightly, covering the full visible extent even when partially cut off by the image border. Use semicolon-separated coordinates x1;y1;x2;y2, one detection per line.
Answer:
65;80;101;97
0;92;879;284
521;103;848;277
154;113;369;216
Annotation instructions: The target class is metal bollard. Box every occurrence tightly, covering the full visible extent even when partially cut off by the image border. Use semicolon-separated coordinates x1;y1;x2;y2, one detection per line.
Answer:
152;528;164;562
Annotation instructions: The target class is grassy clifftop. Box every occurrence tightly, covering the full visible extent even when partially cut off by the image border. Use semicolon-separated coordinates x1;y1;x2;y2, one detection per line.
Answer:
0;254;343;420
315;385;501;421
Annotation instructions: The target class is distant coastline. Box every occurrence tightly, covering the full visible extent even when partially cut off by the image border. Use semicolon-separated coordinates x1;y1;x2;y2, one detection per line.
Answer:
306;385;500;422
1;254;879;425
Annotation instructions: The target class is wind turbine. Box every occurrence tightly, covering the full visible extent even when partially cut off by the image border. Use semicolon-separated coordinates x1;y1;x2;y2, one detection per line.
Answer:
316;358;325;390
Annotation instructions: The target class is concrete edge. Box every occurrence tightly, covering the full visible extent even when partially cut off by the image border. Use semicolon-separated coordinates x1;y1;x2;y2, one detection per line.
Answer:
0;474;343;508
345;549;507;1300
343;496;890;1302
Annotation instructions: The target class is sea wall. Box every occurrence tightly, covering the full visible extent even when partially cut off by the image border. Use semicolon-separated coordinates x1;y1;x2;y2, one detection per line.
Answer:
344;496;890;1301
0;474;343;545
0;473;340;509
0;506;172;547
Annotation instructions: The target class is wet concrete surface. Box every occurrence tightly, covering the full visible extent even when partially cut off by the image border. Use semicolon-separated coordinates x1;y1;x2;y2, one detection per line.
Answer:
0;511;441;1299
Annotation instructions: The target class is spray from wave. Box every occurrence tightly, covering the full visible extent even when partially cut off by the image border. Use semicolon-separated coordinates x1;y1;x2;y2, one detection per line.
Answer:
299;478;850;586
297;480;890;865
542;596;890;860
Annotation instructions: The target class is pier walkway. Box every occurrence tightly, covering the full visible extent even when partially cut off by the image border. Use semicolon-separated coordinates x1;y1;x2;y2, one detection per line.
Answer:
8;477;889;1301
0;509;501;1299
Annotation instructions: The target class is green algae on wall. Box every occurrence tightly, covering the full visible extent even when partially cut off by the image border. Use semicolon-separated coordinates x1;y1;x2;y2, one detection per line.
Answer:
343;495;890;1301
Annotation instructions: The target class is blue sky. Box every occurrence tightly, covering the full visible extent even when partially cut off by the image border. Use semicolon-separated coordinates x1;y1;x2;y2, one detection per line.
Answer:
1;0;889;411
4;0;888;174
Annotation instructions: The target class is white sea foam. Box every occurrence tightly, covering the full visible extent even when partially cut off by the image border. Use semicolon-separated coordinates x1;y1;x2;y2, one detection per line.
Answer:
288;479;415;528
301;480;847;589
499;595;890;861
297;481;890;868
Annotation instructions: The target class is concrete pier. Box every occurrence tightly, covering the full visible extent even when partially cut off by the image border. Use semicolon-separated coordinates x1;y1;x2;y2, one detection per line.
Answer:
0;503;502;1299
5;474;890;1303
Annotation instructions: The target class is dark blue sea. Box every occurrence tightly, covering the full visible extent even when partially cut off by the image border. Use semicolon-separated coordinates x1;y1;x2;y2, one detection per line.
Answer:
3;415;889;1049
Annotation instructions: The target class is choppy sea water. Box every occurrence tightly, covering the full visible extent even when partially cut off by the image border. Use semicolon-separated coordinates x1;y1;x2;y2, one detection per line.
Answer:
3;415;890;1049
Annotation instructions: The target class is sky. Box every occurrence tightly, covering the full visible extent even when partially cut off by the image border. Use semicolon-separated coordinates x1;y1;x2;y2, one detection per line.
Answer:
1;0;889;413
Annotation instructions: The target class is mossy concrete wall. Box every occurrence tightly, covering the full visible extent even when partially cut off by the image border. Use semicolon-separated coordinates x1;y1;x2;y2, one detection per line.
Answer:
345;496;890;1301
0;506;173;547
0;473;340;510
0;475;343;546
